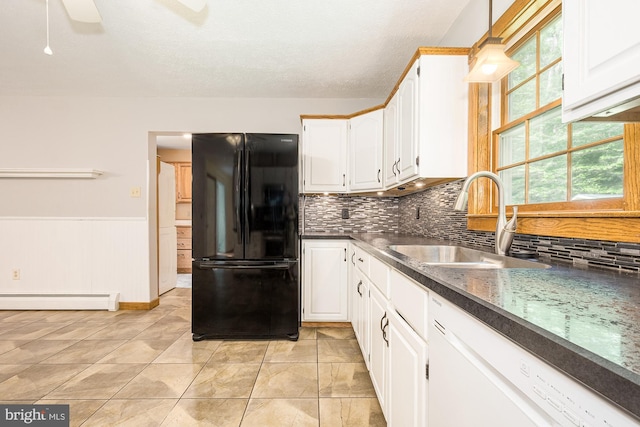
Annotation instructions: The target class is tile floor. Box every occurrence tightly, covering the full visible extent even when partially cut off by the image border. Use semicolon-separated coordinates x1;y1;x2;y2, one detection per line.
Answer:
0;287;386;426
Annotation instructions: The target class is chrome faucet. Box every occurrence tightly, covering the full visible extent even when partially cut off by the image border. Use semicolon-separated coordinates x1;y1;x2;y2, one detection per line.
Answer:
453;171;518;256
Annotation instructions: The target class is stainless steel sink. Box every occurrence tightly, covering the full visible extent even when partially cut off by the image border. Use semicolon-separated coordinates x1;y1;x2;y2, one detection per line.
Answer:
388;245;550;269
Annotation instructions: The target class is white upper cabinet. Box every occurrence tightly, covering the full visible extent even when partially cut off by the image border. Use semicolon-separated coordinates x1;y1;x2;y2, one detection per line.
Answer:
383;49;469;188
384;91;400;187
562;0;640;122
349;109;384;191
397;59;421;182
302;48;468;194
302;119;348;193
415;52;469;180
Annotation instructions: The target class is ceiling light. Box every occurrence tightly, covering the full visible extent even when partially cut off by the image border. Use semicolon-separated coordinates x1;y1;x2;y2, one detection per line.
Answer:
465;0;519;83
44;0;53;56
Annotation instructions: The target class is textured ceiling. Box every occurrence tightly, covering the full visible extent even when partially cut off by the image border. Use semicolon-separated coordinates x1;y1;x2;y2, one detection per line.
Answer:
0;0;471;99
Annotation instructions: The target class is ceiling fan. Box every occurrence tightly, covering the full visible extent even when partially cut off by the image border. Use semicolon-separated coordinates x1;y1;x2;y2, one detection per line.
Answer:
59;0;207;23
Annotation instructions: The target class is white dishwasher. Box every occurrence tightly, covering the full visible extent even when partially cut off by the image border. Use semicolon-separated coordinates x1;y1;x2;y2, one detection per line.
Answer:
428;295;639;427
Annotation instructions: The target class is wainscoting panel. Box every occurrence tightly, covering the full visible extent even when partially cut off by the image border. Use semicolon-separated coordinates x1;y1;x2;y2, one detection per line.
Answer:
0;217;150;306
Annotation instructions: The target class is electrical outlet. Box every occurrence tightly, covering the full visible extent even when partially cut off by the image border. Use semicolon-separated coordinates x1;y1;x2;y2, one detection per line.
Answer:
341;208;350;219
11;269;20;280
130;187;141;198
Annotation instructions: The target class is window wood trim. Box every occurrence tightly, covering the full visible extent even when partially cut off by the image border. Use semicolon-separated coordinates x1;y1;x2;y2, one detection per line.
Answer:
466;0;640;244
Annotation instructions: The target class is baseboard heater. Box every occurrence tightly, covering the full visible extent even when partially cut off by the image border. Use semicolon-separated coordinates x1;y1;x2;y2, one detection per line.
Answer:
0;293;120;311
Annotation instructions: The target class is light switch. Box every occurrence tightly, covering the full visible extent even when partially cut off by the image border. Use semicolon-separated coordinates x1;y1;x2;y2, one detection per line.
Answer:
130;187;141;198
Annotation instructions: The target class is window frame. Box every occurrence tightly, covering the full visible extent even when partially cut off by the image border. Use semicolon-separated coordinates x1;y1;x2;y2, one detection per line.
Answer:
465;0;640;243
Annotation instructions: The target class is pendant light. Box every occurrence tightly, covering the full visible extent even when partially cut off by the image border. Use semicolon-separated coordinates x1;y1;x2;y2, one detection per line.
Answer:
465;0;518;82
44;0;53;55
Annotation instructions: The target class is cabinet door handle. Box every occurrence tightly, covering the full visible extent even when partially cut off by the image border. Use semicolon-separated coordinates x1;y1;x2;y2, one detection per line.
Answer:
382;317;389;347
392;162;398;176
351;252;355;265
396;158;400;173
357;280;363;296
380;312;387;332
358;257;364;263
342;174;346;186
377;169;381;182
344;248;347;262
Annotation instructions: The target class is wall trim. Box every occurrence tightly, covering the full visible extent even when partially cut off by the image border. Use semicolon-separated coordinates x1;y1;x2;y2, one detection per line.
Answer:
119;299;160;310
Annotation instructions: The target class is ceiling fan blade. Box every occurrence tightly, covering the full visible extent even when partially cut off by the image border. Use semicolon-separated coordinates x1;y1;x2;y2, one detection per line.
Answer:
176;0;207;13
60;0;102;23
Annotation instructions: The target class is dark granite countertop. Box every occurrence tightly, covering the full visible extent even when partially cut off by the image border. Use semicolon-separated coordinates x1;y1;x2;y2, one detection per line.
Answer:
301;232;640;419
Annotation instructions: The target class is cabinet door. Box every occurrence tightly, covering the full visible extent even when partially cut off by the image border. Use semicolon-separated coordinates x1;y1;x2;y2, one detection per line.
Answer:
384;91;399;187
349;110;383;191
388;309;428;427
369;283;388;419
302;119;348;193
352;269;370;366
302;240;349;321
176;163;192;203
397;59;420;182
563;0;640;121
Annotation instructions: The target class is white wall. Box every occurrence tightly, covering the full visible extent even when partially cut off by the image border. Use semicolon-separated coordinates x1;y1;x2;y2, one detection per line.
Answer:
0;96;381;303
439;0;516;47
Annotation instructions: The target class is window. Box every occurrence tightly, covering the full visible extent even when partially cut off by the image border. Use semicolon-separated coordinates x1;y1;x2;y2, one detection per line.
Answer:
497;13;625;209
466;0;640;243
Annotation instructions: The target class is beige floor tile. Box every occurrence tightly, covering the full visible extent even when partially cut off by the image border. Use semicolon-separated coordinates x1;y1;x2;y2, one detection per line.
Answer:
317;339;364;363
298;327;317;340
208;341;268;364
317;327;356;340
160;398;248;427
0;340;77;364
43;363;146;400
114;363;202;398
0;340;29;356
42;339;127;364
0;311;50;323
41;310;93;323
37;399;107;427
81;398;177;427
184;363;261;398
318;363;377;397
84;321;155;340
241;398;319;427
0;364;31;383
0;322;70;341
263;340;317;363
96;339;175;363
132;319;191;341
251;363;318;398
40;322;110;340
0;363;90;400
153;335;220;364
319;398;386;427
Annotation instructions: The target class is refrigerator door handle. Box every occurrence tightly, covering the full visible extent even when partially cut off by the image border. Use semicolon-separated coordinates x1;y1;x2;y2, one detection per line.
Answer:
245;148;251;245
195;262;293;270
234;149;242;243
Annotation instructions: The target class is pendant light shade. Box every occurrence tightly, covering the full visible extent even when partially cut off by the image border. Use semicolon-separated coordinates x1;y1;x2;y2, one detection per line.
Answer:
465;0;519;83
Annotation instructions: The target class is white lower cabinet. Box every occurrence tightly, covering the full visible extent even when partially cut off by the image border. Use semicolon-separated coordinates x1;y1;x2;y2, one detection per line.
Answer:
302;240;349;321
351;268;369;363
369;284;389;414
388;308;428;427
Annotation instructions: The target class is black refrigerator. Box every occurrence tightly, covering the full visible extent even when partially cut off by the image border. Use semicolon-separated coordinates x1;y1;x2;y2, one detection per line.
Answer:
191;133;299;341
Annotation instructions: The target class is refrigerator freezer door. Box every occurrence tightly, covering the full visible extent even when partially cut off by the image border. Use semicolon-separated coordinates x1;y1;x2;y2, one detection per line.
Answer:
192;134;245;260
192;260;299;340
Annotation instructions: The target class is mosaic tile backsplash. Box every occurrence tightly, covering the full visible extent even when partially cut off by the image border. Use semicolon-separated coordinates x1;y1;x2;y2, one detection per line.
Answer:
301;180;640;273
